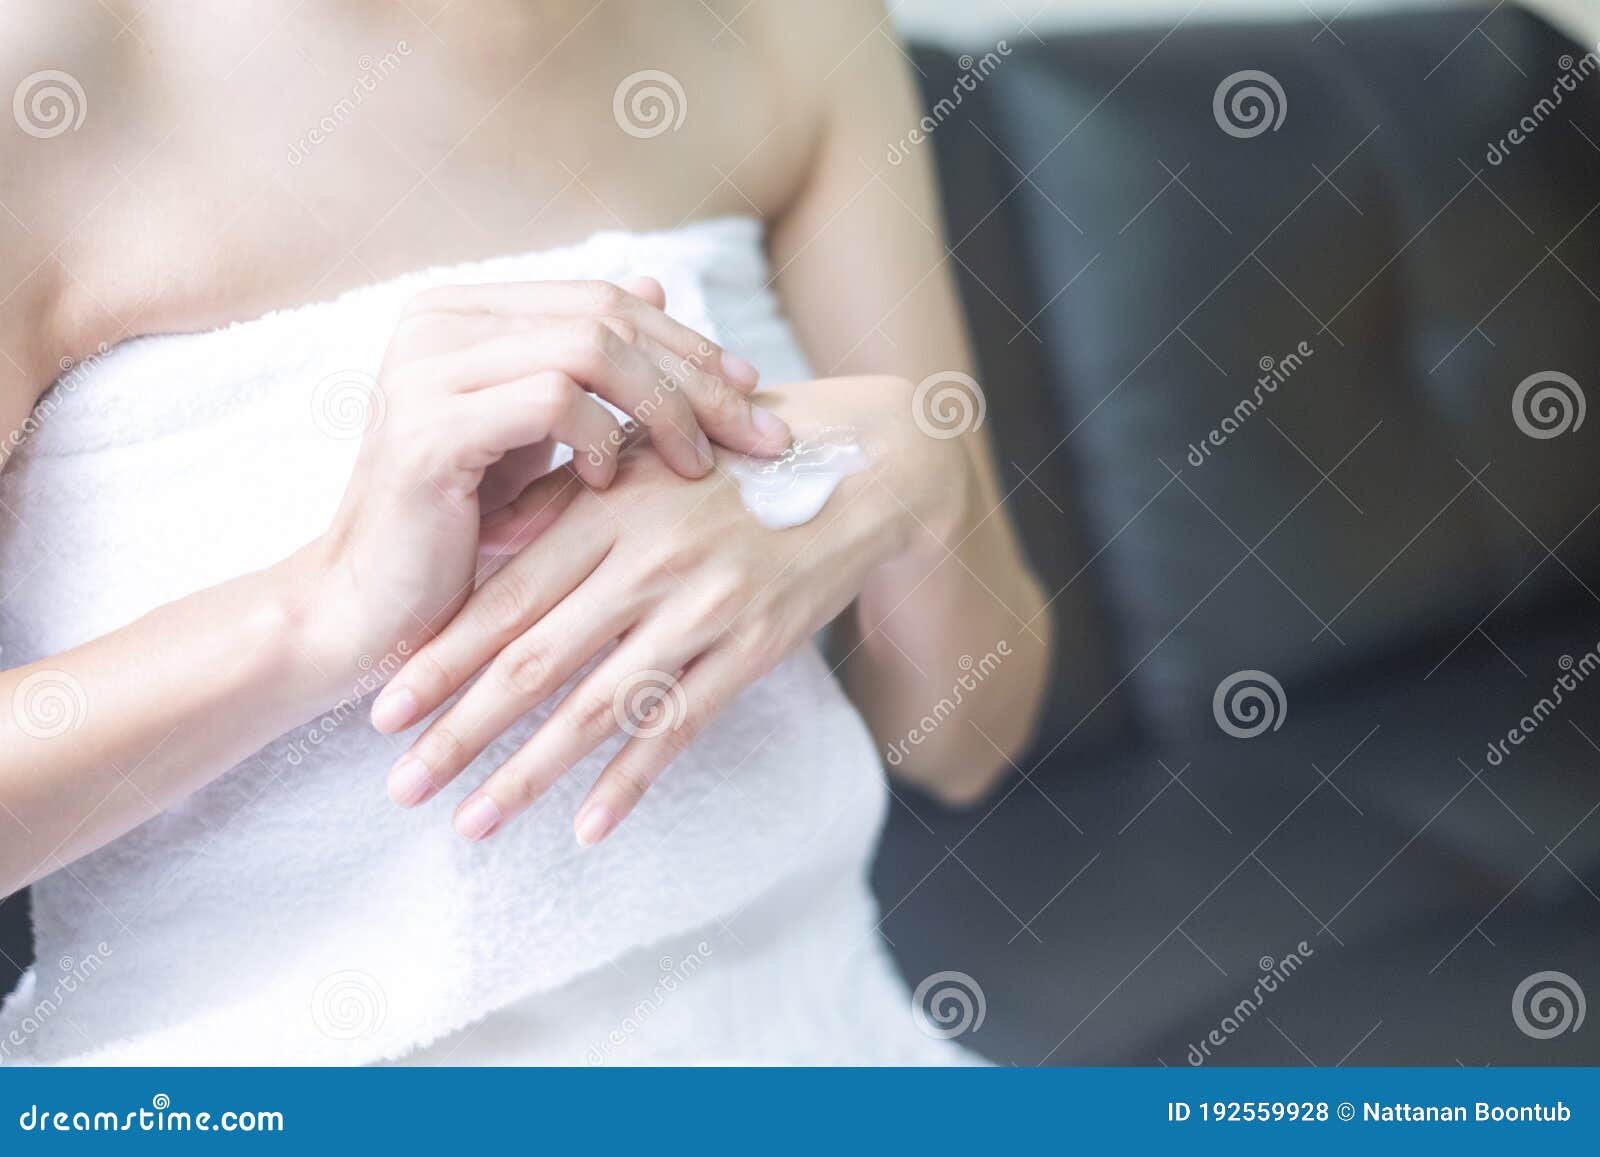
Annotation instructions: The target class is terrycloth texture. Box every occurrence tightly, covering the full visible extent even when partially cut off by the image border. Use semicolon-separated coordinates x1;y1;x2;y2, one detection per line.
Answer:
0;217;964;1065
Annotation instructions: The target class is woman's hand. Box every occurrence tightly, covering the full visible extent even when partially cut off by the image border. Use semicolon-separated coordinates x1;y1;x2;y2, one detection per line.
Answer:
369;375;969;844
306;277;790;665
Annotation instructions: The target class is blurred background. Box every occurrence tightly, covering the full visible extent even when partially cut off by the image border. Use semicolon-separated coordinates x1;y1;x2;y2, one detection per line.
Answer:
859;0;1600;1065
4;0;1599;1066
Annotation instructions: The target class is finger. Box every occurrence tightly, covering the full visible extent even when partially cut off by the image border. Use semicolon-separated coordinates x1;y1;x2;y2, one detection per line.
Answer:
571;643;764;846
616;275;666;311
370;480;607;733
418;323;712;479
406;280;761;392
478;441;558;516
450;628;708;841
477;464;580;555
387;586;639;808
453;372;622;489
638;334;790;457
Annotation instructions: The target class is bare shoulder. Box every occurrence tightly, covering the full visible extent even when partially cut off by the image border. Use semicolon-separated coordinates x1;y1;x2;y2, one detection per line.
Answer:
743;0;900;106
0;1;128;411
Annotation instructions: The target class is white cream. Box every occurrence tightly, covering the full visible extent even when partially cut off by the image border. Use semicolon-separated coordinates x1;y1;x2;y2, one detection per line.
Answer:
725;428;869;530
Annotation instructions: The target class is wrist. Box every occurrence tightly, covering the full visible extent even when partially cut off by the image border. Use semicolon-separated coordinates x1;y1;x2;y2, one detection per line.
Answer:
270;537;404;703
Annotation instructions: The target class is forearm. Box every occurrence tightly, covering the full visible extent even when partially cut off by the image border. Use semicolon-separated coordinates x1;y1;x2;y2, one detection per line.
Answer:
0;544;360;896
847;436;1052;805
761;379;1052;805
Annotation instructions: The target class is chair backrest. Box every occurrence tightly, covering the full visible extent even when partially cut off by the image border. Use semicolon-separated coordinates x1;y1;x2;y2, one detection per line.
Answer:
917;5;1600;754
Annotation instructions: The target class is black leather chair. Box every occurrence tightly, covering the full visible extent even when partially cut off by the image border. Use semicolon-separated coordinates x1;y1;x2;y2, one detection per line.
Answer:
4;3;1597;1066
872;3;1600;1064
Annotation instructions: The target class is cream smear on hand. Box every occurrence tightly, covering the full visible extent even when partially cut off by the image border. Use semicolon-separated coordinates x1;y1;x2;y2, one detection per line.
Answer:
724;427;869;530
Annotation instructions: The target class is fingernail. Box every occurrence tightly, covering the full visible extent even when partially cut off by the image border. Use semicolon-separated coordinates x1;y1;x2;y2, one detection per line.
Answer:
575;802;619;847
387;756;432;807
695;428;714;468
455;795;502;841
721;351;760;387
750;406;790;444
371;686;419;732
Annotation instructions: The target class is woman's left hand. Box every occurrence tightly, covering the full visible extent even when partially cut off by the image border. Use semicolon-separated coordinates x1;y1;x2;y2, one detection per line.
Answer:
369;375;968;845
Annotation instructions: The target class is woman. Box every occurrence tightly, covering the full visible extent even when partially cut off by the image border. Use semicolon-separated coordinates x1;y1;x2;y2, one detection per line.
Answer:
0;0;1050;1064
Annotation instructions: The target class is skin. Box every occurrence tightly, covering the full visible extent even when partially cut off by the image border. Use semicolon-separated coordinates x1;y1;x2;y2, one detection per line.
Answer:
0;0;1051;893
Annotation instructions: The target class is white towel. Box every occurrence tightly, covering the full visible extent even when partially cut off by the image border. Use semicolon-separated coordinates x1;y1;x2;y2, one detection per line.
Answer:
0;218;966;1065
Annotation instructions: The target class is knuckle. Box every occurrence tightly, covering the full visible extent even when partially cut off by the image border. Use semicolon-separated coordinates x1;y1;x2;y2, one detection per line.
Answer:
402;649;456;700
494;642;550;698
603;317;638;346
400;287;450;319
657;716;701;760
581;280;626;312
569;692;619;740
608;761;654;803
474;572;533;634
417;723;467;770
699;379;748;426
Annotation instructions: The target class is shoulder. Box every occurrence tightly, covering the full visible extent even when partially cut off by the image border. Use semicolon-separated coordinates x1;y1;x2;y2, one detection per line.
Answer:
1;2;129;396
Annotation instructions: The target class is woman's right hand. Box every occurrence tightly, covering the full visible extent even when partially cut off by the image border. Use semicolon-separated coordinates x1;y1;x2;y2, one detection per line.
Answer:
303;277;791;671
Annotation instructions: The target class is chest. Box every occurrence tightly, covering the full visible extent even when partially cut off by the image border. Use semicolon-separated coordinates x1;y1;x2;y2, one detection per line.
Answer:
57;13;808;348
